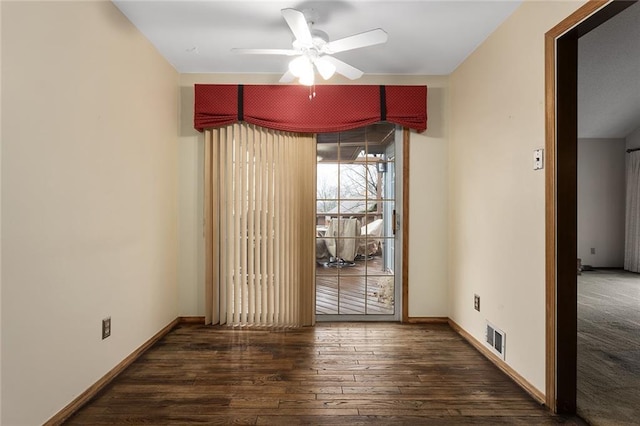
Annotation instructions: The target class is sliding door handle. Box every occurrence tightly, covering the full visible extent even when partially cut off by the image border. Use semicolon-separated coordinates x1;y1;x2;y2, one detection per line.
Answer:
392;209;397;235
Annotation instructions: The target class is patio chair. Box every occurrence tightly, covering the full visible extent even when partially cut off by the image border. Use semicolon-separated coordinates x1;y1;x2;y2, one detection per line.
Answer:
357;218;384;258
323;217;361;266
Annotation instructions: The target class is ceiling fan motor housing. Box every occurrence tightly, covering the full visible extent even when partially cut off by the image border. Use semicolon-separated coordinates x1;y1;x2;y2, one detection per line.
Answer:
293;29;330;53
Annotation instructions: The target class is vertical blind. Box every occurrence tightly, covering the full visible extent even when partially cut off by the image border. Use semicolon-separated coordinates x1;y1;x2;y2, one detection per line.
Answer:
204;123;316;327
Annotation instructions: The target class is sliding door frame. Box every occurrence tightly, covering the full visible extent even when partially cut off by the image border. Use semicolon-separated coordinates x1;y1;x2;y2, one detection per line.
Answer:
402;128;410;322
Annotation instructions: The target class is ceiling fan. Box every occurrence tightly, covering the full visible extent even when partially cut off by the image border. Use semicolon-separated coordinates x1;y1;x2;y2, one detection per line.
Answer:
231;8;388;86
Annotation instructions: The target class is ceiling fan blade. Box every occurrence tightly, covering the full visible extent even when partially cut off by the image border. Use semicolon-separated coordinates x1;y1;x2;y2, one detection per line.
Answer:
324;28;388;54
314;57;336;80
322;56;363;80
231;48;300;56
281;8;312;45
279;70;296;83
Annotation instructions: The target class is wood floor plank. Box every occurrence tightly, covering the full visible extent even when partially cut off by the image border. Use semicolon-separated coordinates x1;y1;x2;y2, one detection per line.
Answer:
64;323;585;425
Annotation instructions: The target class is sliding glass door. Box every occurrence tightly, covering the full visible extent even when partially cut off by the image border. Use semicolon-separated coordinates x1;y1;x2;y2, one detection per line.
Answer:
315;123;401;321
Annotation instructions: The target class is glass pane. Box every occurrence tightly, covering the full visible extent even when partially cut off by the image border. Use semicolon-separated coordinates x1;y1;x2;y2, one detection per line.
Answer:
384;139;396;161
316;257;338;276
317;163;338;202
365;201;395;238
364;202;384;223
317;143;339;163
358;227;383;261
339;163;372;201
339;145;364;162
335;236;363;276
315;235;332;266
338;275;365;314
366;275;395;315
316;200;338;216
363;171;390;202
376;238;395;274
316;275;339;314
323;218;361;270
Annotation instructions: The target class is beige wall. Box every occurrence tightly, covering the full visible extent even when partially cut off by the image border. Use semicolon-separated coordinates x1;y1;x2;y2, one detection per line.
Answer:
177;74;449;318
449;0;587;394
0;1;3;421
578;138;626;268
1;2;179;424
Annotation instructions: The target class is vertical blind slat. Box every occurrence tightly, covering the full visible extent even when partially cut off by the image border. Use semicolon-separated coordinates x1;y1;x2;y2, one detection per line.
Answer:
278;134;285;324
266;130;274;324
211;130;220;324
221;126;230;325
255;128;263;324
287;134;295;324
273;135;284;322
282;135;289;324
233;123;241;324
247;126;255;324
220;127;233;324
297;138;303;323
261;132;269;323
242;125;249;323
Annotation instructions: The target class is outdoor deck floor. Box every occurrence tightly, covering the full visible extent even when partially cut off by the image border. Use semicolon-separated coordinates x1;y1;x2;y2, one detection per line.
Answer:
316;255;395;316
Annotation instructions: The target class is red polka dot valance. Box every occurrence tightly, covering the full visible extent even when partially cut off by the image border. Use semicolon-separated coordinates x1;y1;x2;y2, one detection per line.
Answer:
194;84;427;133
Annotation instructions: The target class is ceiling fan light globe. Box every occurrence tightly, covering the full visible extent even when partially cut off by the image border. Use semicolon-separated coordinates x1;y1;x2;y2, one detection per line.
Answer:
314;57;336;80
289;56;312;77
299;70;315;86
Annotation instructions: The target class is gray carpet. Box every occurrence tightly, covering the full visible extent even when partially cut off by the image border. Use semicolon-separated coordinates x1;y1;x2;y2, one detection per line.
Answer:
577;269;640;425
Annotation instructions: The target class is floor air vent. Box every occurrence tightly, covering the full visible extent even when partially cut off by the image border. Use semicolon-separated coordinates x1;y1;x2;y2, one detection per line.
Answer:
486;321;506;360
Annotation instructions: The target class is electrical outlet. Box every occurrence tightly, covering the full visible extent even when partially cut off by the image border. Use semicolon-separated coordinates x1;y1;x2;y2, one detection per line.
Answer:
474;294;481;312
590;247;596;255
102;317;111;340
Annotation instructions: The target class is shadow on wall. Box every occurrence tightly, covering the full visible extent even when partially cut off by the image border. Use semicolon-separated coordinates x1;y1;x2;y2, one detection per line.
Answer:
181;86;201;137
424;87;443;139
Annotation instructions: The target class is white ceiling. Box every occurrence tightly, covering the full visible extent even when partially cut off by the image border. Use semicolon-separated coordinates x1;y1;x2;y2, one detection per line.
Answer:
578;1;640;139
112;1;639;139
112;0;522;76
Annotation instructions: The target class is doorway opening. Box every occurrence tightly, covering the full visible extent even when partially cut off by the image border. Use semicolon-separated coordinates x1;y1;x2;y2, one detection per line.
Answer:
545;0;637;415
315;123;402;321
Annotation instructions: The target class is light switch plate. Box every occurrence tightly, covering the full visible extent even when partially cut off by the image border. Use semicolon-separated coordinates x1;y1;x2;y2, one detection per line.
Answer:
102;317;111;340
534;149;544;170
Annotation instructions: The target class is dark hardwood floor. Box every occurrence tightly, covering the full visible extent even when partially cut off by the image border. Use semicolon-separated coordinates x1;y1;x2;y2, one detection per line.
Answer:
66;322;584;425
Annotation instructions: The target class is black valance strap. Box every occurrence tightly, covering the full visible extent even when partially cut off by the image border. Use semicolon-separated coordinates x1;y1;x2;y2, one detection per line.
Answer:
238;84;244;121
379;85;387;122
